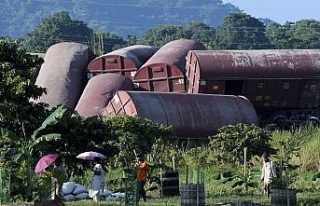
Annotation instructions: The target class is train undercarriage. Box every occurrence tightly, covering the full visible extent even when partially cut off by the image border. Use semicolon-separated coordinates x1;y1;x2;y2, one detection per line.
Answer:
258;108;320;129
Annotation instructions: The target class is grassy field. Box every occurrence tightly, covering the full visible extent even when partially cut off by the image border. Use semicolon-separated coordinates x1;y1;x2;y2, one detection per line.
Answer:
5;192;320;206
63;192;320;206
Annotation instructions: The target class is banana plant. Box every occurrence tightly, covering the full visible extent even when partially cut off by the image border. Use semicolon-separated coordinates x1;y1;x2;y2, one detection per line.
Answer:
0;105;68;201
213;169;259;194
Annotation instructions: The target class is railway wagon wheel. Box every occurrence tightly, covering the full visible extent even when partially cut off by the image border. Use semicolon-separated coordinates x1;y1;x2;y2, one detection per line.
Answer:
273;114;290;129
307;116;320;126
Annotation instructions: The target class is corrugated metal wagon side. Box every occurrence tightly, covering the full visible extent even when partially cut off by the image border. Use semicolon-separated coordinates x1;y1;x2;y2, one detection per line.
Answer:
133;39;206;92
75;73;134;118
186;49;320;109
87;45;158;79
101;91;258;138
185;49;320;126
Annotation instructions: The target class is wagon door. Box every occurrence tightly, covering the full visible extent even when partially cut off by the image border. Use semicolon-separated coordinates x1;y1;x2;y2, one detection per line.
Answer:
224;80;244;95
272;79;300;108
298;79;320;108
245;79;269;108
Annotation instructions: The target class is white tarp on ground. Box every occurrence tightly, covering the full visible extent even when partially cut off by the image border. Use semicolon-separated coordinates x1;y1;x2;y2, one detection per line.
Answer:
61;182;125;202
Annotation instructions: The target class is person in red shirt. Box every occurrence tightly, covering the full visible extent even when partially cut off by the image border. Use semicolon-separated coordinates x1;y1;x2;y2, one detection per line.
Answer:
134;153;148;202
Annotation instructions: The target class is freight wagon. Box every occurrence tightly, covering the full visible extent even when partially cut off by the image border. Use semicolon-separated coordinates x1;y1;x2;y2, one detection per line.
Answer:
87;45;158;79
75;73;134;118
32;42;94;109
185;49;320;126
133;39;206;92
101;91;258;138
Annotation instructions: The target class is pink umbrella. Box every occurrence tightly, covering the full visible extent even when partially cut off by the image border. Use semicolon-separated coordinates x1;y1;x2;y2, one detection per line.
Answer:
76;151;106;160
35;153;59;173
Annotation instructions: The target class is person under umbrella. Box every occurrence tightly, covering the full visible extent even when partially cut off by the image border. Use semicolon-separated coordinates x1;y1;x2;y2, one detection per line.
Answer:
89;157;104;202
45;157;68;200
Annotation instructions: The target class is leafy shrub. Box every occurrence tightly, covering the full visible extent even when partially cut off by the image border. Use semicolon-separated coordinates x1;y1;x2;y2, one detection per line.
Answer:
209;123;274;164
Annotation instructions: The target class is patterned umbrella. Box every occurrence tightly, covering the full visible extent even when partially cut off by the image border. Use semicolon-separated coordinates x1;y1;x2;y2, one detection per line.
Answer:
76;151;106;160
34;153;59;173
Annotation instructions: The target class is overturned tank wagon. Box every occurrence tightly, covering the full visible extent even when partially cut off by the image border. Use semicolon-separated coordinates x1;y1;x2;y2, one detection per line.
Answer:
133;39;206;92
185;49;320;126
75;73;134;118
87;45;158;79
101;91;258;138
32;42;94;109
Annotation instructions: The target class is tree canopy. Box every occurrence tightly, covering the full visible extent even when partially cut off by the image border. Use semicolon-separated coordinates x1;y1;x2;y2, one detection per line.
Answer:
0;38;48;136
267;20;320;49
142;25;191;47
215;13;271;49
21;11;93;52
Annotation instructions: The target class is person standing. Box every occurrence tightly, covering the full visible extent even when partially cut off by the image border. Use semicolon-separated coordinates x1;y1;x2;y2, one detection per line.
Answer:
261;153;277;197
50;157;68;200
134;153;148;202
89;157;104;202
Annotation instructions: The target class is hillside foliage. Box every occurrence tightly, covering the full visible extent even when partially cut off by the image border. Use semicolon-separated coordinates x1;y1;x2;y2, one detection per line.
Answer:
0;0;240;38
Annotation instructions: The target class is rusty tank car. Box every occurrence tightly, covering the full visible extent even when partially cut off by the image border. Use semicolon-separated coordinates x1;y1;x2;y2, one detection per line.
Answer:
185;49;320;126
133;39;206;92
101;91;258;138
32;42;94;109
75;73;134;118
87;45;158;79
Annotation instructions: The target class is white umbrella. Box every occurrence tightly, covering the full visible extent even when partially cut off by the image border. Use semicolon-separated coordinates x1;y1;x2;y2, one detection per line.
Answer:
76;151;106;160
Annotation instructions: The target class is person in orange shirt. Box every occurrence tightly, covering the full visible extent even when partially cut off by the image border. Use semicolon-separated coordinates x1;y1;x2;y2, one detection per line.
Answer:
134;153;148;202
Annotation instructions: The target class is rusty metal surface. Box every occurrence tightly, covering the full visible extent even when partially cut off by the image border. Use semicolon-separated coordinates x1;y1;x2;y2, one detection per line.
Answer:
75;73;133;118
186;50;320;80
87;45;157;79
32;42;94;109
141;39;206;73
133;39;205;92
186;49;320;110
133;63;186;92
102;91;258;138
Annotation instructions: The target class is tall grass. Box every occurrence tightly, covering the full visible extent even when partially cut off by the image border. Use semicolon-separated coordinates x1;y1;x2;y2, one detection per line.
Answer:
50;124;320;205
290;124;320;171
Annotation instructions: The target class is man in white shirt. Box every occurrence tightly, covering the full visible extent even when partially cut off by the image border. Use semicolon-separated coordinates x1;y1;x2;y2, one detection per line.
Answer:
261;154;277;197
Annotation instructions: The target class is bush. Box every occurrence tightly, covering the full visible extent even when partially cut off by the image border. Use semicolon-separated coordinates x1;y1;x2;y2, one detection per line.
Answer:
209;123;274;164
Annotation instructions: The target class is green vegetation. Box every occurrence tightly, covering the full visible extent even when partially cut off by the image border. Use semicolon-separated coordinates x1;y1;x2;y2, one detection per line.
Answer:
14;10;320;55
0;0;241;39
1;6;320;204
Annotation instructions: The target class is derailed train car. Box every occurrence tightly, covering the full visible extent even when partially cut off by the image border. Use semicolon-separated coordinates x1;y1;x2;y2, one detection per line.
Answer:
185;49;320;125
75;73;134;118
101;91;258;138
32;42;94;109
87;45;158;79
133;39;206;92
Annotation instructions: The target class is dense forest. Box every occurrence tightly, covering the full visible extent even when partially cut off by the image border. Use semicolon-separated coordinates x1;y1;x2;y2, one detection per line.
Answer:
1;0;242;38
2;0;319;54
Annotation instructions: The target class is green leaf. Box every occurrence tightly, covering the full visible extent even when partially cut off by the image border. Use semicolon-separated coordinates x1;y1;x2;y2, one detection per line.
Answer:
222;176;236;183
30;133;61;148
3;147;18;156
212;173;222;180
232;180;244;188
31;105;68;140
247;182;258;188
0;127;18;139
222;171;236;178
13;153;28;162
